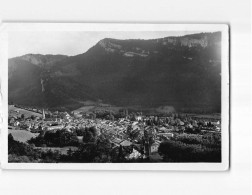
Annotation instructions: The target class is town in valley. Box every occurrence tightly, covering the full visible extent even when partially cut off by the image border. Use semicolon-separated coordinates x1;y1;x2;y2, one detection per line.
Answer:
8;103;221;163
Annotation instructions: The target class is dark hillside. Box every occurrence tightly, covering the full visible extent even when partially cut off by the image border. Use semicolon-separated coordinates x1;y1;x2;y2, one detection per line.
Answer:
8;32;221;112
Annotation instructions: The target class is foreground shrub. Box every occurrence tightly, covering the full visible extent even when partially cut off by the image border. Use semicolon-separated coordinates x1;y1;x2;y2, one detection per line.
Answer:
158;139;221;162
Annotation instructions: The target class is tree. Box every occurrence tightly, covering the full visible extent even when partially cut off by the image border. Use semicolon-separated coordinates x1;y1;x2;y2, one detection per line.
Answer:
21;114;25;120
29;130;79;147
83;130;93;143
129;130;140;141
8;133;14;142
158;139;221;162
8;133;40;162
89;126;98;138
109;114;115;121
59;130;79;147
82;126;98;143
76;128;86;136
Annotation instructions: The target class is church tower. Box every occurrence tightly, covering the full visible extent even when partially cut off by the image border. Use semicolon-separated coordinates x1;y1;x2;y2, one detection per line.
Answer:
42;109;45;120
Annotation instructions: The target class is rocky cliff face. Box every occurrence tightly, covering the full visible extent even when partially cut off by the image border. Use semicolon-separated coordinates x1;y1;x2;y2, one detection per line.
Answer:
160;36;208;47
12;54;68;67
179;36;208;47
8;32;222;112
96;32;220;57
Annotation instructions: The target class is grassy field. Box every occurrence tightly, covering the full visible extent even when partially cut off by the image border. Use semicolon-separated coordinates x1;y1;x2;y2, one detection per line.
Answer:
74;103;123;114
74;106;95;113
8;129;39;143
9;105;42;118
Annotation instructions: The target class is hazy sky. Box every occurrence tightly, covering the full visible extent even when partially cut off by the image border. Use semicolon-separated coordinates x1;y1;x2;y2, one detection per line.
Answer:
9;31;207;58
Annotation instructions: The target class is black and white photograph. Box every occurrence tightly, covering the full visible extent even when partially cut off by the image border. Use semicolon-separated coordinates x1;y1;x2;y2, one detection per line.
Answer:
0;1;251;195
1;23;229;170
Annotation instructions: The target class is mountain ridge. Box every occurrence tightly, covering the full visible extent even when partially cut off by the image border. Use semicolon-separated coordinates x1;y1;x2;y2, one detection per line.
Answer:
8;32;222;113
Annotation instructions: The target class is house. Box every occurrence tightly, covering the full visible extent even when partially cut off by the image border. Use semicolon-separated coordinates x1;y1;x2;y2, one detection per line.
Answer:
111;138;123;146
65;125;75;132
150;141;160;153
14;121;20;127
111;138;132;147
46;124;64;131
8;117;16;126
117;131;128;140
187;124;193;129
157;132;174;138
31;126;42;133
62;112;71;120
74;113;82;118
126;148;142;160
179;121;184;126
132;124;140;131
135;115;143;121
212;121;220;125
131;129;144;142
120;140;132;147
158;127;172;133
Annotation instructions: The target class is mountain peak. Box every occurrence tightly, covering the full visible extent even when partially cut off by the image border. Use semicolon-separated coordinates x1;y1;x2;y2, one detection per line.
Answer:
11;54;68;67
97;38;123;53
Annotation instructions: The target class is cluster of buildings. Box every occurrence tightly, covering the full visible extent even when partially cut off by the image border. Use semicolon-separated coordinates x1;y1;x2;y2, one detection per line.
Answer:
8;105;221;161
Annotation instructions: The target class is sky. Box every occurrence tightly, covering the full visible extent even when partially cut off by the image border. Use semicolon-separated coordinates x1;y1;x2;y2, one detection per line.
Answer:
9;31;208;58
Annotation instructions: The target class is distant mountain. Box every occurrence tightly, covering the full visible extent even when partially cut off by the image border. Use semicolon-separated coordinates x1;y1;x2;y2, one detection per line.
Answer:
8;32;222;112
10;54;67;68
